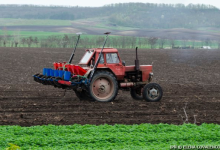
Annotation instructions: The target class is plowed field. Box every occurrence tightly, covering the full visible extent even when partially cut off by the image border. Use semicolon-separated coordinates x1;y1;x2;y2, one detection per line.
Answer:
0;47;220;126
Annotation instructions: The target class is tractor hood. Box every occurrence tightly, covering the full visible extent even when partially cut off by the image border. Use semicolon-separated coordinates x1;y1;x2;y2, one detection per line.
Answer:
125;65;153;81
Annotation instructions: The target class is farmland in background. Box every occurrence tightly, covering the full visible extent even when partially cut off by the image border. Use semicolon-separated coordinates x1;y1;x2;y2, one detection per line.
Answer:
1;3;220;49
0;3;220;29
0;28;219;49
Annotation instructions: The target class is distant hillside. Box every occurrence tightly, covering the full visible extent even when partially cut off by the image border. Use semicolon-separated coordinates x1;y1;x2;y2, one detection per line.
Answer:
0;3;220;29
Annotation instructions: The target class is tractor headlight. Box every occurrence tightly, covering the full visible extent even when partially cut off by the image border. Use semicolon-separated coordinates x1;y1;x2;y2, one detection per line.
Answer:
148;72;153;82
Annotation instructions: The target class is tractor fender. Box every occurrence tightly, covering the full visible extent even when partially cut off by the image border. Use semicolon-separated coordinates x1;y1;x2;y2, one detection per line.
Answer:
84;68;117;79
95;68;117;78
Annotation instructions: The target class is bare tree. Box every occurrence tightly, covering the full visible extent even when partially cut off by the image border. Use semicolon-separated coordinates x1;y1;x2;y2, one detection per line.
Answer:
69;35;77;48
148;37;158;49
169;38;176;49
181;37;187;48
62;34;70;48
0;36;2;46
205;38;210;46
120;36;126;49
2;27;8;47
191;35;196;48
158;37;166;49
96;36;105;47
34;37;39;47
26;36;33;47
112;37;119;48
138;37;142;48
209;38;214;47
81;37;91;48
21;38;26;47
130;36;137;48
11;41;14;47
144;37;149;48
13;31;20;47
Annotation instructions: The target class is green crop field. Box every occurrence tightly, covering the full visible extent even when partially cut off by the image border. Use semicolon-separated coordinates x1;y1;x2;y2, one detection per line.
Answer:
0;17;219;49
0;29;107;39
0;18;71;26
1;123;220;150
0;30;66;39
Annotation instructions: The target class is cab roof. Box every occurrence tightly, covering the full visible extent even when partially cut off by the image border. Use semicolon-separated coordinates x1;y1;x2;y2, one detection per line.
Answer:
87;48;118;53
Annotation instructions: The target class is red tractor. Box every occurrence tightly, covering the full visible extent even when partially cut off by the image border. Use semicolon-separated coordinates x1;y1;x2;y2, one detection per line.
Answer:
33;33;163;102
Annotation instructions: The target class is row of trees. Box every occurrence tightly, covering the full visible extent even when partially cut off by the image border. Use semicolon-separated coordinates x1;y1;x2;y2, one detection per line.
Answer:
105;3;217;9
108;3;220;28
0;3;217;9
0;3;220;28
0;34;219;49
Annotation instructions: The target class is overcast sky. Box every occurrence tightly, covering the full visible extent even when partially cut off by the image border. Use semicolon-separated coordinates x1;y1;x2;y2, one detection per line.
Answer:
0;0;220;8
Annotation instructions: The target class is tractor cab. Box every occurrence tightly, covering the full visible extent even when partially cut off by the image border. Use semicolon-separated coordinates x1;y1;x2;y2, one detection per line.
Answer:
79;48;125;80
79;48;122;67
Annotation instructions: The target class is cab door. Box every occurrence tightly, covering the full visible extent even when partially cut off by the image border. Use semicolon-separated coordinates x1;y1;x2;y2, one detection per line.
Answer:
105;53;125;80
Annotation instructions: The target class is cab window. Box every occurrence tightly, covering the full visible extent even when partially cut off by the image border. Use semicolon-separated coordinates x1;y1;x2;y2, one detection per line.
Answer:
99;54;104;64
106;53;119;63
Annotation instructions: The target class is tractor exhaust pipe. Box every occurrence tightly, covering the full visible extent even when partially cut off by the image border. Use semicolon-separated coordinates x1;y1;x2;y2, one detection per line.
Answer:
135;47;140;82
68;32;82;64
135;47;140;71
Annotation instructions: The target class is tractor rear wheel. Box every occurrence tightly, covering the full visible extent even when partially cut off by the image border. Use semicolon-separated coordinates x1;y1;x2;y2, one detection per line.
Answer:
130;87;143;100
89;71;118;102
74;90;91;100
143;83;163;102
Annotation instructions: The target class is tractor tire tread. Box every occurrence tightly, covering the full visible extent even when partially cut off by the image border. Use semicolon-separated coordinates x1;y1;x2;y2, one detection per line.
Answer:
143;83;163;102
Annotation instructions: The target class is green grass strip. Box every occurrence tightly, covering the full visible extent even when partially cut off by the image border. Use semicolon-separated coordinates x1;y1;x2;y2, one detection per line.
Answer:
0;123;220;150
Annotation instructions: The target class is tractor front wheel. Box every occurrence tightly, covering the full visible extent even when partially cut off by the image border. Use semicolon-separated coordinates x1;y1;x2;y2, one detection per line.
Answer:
89;71;118;102
130;87;143;100
143;83;163;102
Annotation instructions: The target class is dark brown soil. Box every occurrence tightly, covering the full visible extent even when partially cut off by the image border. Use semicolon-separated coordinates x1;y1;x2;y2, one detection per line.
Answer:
0;47;220;126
